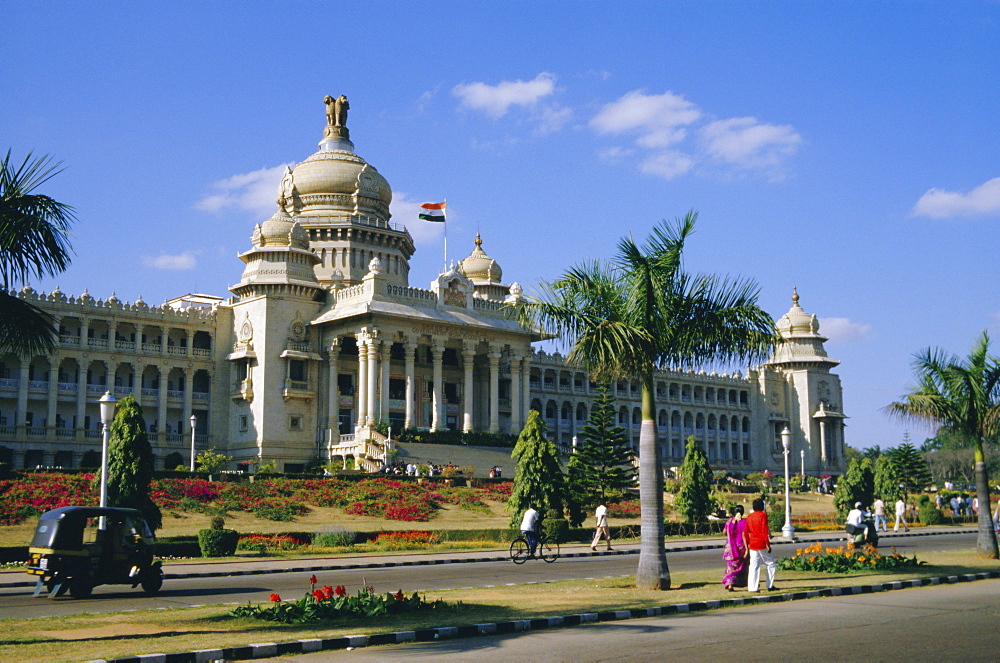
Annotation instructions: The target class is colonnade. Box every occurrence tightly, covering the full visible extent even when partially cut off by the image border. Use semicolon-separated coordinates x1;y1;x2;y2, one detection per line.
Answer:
324;327;532;434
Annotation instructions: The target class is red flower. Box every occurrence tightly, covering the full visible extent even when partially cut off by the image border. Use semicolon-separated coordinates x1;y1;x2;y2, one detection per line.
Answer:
394;590;404;601
269;593;281;602
335;585;347;596
309;574;318;586
313;589;325;600
321;585;334;599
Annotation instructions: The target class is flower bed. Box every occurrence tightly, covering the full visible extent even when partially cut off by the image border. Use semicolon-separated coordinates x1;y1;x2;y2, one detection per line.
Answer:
0;473;96;524
229;575;458;624
778;542;925;573
607;499;640;518
236;533;308;554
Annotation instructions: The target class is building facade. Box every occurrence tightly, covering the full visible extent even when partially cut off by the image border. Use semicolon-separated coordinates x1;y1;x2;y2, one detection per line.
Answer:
0;99;847;476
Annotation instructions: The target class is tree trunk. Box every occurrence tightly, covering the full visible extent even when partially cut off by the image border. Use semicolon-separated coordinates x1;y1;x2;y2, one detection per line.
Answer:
636;379;671;589
973;442;998;558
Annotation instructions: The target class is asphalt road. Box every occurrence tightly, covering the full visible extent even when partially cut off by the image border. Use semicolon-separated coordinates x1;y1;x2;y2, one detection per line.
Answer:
297;578;1000;662
0;532;976;620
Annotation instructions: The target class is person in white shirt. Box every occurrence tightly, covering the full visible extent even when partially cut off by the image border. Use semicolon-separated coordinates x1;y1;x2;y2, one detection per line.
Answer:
872;498;887;532
591;504;613;551
846;502;868;540
894;498;909;532
520;507;540;556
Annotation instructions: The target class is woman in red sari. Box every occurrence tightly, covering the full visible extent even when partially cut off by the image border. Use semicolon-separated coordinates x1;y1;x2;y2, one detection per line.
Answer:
722;505;748;590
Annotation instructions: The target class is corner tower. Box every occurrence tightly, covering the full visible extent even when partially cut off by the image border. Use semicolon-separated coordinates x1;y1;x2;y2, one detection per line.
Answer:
759;289;846;474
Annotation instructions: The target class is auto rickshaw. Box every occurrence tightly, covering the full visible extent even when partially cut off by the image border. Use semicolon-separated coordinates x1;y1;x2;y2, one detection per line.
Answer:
25;506;163;599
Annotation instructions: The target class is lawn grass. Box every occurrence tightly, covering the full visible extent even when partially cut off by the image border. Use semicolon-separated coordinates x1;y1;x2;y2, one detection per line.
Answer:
1;549;996;662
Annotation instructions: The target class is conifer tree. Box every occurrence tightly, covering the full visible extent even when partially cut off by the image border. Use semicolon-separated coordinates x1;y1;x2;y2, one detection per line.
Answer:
508;410;565;528
106;395;161;531
675;436;714;524
566;385;635;524
888;442;933;498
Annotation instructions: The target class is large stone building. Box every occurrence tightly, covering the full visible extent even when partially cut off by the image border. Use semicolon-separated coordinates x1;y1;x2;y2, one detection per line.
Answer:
0;98;847;476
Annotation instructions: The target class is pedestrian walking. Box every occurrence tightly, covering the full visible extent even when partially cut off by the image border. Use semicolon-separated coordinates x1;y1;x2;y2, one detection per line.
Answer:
894;498;909;532
590;504;612;551
743;499;776;592
873;498;887;532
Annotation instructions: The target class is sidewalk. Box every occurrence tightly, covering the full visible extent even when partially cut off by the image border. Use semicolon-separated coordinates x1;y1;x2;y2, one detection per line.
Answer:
2;525;975;590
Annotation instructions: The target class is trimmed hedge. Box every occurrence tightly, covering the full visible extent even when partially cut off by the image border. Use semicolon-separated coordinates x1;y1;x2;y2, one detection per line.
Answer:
197;528;240;557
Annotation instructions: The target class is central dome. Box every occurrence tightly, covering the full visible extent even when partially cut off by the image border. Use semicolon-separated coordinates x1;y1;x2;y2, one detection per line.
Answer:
292;149;392;217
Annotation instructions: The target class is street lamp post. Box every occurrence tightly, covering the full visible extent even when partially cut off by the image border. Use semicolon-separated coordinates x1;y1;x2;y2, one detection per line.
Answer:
189;414;198;472
800;449;805;477
98;392;117;526
781;427;795;538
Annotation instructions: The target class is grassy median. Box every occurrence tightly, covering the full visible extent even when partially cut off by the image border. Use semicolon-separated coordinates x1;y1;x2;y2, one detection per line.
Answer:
1;550;998;662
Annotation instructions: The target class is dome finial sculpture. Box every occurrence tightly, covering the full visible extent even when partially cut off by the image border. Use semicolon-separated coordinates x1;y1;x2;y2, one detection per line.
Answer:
323;94;350;140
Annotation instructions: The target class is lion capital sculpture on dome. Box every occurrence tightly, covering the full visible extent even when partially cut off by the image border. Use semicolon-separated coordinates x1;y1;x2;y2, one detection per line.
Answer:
324;94;349;128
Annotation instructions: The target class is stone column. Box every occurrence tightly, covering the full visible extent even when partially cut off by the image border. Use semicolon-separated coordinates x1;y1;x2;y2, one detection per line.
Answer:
356;334;368;430
185;330;193;357
819;420;828;464
378;342;391;425
46;355;59;434
462;341;475;433
157;364;168;444
510;354;522;434
366;339;378;426
404;340;416;429
183;369;194;436
79;318;90;349
521;354;532;430
75;358;87;436
327;337;340;436
16;361;29;432
488;350;501;433
430;340;444;432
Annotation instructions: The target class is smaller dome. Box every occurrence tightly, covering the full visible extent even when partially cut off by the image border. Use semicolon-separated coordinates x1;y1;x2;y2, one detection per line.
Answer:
459;234;503;284
255;211;309;249
776;287;820;337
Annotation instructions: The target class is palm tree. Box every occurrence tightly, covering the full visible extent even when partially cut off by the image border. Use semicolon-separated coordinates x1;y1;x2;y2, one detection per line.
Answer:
0;149;76;356
885;331;1000;559
514;212;777;589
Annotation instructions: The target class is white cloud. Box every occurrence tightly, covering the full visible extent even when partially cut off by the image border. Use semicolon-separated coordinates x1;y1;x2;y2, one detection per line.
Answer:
142;251;198;271
700;117;802;171
391;193;445;245
452;73;558;118
590;90;701;148
912;177;1000;219
195;164;290;215
639;151;694;179
819;317;872;344
533;103;573;135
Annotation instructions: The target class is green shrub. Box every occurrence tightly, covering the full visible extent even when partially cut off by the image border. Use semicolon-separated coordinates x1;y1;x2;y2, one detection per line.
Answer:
919;506;945;525
313;528;356;547
544;517;570;543
198;527;240;557
210;515;226;530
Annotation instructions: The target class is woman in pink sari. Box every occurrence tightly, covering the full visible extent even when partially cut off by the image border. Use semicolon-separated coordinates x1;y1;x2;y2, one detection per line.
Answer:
722;505;748;590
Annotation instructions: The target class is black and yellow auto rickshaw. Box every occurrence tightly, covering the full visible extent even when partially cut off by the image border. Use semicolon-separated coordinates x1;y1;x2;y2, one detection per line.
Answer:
25;506;163;599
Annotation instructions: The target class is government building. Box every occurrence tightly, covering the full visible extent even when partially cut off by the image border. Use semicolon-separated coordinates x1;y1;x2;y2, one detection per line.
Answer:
0;98;848;476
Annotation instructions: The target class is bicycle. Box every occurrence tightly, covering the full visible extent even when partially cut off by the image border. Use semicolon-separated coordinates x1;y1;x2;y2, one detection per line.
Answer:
510;534;559;564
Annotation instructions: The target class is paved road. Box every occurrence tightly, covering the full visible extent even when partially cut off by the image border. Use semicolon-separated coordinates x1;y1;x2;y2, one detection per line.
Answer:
273;578;1000;662
0;531;975;619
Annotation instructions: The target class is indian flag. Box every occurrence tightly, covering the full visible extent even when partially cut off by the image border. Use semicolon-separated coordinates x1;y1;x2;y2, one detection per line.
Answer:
419;201;447;222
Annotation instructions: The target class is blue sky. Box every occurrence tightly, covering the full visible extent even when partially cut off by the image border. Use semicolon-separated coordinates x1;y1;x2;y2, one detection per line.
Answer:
4;1;1000;450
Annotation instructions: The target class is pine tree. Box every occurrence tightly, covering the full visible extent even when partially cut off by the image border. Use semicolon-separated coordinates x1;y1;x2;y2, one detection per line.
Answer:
833;456;875;519
889;442;934;498
675;436;713;524
873;455;902;503
508;410;565;528
105;395;161;531
566;384;635;525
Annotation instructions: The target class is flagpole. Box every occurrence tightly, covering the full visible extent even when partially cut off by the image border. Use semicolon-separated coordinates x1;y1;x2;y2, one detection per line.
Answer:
443;198;448;272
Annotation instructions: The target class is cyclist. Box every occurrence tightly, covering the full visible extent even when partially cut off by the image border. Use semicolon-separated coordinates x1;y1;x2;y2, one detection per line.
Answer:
520;506;540;556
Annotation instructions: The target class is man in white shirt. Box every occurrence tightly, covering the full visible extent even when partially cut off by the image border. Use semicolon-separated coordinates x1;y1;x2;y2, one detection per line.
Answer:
591;504;612;551
846;502;871;543
894;498;909;532
520;506;540;556
873;498;887;532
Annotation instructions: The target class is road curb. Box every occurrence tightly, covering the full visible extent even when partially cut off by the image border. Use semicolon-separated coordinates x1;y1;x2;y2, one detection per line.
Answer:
0;528;978;590
95;569;1000;662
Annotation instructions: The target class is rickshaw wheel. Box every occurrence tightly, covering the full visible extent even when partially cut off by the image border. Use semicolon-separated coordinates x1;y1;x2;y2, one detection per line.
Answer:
69;579;92;599
141;569;163;595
